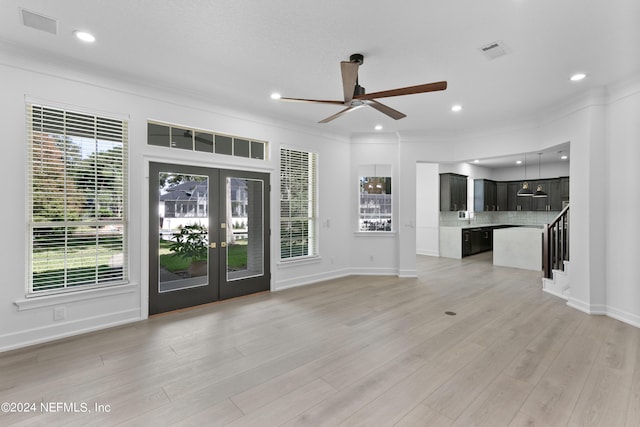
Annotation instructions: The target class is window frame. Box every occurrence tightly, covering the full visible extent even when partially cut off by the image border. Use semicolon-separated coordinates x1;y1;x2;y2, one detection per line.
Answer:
26;102;129;296
279;147;318;261
357;164;393;233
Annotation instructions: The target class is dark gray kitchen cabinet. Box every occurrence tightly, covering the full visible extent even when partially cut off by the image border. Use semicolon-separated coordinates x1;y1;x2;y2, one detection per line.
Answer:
496;182;508;211
474;179;497;211
509;181;533;211
548;179;562;211
560;176;570;203
532;179;550;211
532;178;564;211
440;173;468;211
462;230;472;257
462;226;495;256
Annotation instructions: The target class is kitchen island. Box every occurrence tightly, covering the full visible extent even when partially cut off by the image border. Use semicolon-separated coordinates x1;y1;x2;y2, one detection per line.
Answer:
492;226;543;270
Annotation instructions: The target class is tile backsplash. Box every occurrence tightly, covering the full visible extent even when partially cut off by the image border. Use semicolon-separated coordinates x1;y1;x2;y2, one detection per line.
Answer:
439;210;560;227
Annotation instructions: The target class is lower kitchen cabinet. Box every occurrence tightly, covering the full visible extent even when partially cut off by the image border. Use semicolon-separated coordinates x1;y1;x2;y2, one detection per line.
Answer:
462;227;494;256
462;230;472;257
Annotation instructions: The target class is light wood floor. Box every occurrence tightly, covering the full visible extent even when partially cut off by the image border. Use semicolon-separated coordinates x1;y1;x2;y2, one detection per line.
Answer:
2;253;639;426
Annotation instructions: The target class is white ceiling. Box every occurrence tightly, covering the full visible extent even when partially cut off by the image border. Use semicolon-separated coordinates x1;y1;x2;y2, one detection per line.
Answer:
1;0;639;138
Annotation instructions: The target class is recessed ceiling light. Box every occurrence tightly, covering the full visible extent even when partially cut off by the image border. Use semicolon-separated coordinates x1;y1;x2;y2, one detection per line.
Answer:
516;160;522;165
570;73;586;81
561;155;568;160
451;105;462;112
270;93;282;100
473;159;480;163
374;125;383;131
73;30;95;43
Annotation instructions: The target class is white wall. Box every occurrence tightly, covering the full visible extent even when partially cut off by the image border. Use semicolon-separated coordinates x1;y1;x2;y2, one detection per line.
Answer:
349;135;400;275
491;161;570;181
2;48;639;351
416;163;439;256
0;53;352;350
605;78;640;327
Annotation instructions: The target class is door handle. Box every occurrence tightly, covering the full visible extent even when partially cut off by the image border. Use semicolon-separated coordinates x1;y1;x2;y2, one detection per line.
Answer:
220;242;227;248
209;242;217;249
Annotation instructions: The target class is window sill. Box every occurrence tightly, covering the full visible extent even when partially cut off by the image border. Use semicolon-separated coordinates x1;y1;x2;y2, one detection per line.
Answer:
14;283;138;312
277;256;322;268
353;231;397;237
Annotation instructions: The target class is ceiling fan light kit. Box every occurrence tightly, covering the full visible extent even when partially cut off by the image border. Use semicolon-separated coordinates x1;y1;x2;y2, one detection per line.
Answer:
277;53;447;123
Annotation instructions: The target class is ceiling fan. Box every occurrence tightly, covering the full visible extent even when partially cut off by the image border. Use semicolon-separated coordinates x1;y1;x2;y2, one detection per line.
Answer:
277;53;447;123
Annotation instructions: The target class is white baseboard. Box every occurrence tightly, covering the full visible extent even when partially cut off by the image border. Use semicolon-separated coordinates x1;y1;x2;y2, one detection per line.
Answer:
0;309;141;353
349;267;399;276
416;250;439;257
605;306;640;328
541;278;569;300
566;297;592;314
398;269;418;278
273;268;351;291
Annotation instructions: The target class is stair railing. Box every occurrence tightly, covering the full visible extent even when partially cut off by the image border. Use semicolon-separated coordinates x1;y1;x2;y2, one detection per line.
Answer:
543;204;570;278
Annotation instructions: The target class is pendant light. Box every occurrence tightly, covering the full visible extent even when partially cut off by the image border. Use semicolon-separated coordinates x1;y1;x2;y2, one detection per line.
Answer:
517;153;533;197
533;153;548;198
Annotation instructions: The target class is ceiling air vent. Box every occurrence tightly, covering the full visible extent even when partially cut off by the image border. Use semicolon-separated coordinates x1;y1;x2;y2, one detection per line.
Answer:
20;8;58;35
479;41;509;60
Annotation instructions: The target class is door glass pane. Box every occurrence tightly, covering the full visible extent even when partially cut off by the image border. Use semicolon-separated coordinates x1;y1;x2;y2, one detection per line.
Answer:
158;172;209;292
226;177;263;281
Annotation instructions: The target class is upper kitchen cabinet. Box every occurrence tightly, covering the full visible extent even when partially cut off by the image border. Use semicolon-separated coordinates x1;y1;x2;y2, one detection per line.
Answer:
510;181;533;211
531;179;560;211
440;173;468;211
496;182;508;211
474;179;497;211
560;176;570;202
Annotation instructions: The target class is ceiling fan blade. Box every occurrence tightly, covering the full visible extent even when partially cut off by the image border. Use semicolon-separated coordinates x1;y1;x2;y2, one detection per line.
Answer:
340;61;359;104
365;100;406;120
354;81;447;100
279;97;345;105
318;105;364;123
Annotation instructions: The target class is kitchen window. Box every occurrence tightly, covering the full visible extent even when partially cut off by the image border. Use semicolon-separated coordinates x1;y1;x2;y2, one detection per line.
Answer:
359;164;392;232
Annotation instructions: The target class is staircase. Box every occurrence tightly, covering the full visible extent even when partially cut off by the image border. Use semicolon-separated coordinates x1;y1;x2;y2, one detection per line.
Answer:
542;204;570;299
542;260;570;299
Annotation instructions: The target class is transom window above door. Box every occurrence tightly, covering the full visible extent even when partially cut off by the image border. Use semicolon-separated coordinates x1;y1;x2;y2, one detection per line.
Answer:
147;121;267;160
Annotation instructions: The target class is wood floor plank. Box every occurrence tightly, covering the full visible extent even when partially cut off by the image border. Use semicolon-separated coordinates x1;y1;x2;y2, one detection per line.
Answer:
226;379;336;427
1;253;638;427
335;341;485;427
169;399;244;427
450;373;532;427
566;364;631;427
513;317;608;426
626;333;640;427
281;351;429;426
393;403;454;427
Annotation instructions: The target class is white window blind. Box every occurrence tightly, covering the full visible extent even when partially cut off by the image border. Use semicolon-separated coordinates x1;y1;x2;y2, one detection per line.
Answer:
280;148;317;260
27;104;128;294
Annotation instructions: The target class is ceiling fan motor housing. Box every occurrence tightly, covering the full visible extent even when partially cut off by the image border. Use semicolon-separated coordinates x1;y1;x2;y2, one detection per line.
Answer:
350;53;364;65
353;84;365;97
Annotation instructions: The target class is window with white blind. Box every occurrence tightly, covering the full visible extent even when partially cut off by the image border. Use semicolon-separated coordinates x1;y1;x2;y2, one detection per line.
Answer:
279;148;317;260
27;104;128;294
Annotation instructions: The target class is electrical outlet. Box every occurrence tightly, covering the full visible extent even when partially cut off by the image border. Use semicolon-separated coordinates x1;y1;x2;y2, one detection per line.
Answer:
53;306;66;321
